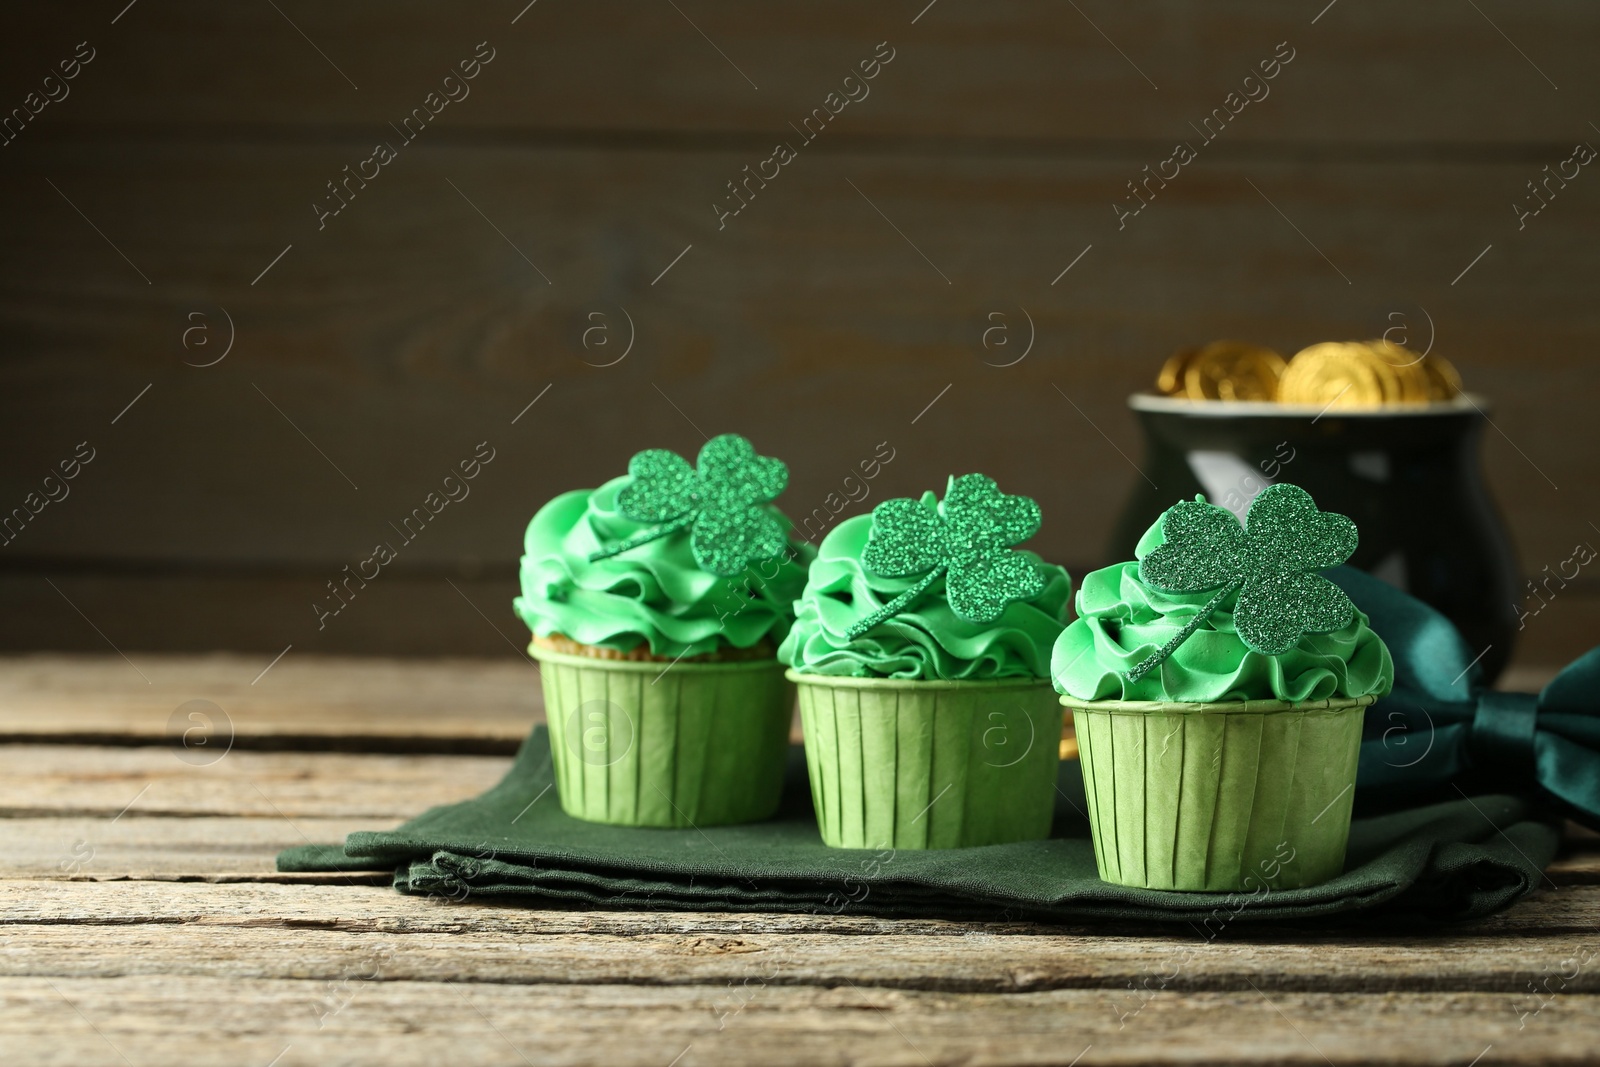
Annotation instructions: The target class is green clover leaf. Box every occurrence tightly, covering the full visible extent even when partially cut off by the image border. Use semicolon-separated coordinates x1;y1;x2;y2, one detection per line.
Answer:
859;497;944;576
1127;483;1358;681
615;449;697;523
847;473;1044;639
589;433;790;577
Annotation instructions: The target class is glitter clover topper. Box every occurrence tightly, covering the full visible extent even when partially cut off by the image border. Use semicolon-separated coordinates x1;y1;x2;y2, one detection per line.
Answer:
1126;482;1359;682
845;474;1045;640
587;434;789;577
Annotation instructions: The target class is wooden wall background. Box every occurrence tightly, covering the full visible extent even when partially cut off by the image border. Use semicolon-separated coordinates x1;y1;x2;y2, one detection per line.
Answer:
2;1;1597;666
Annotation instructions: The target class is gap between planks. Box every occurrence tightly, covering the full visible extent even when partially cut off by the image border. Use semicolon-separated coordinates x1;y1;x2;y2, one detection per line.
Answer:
1;903;1598;996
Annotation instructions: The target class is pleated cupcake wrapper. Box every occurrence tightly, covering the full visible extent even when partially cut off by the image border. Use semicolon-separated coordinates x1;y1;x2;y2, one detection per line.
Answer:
530;644;793;828
1061;694;1374;892
789;670;1063;850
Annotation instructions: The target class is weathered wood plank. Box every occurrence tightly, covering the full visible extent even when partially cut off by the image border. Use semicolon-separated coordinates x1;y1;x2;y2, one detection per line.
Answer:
7;4;1600;667
5;1;1599;142
0;746;510;819
3;879;1597;942
0;870;1593;940
3;910;1598;995
4;149;1597;574
3;142;1598;657
0;573;546;660
3;976;1595;1066
0;654;540;747
0;817;384;878
1549;851;1600;885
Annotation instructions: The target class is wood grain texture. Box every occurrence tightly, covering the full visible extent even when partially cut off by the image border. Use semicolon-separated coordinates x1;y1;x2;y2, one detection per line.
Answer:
8;878;1600;940
0;653;541;747
0;655;1597;1065
0;816;387;878
5;145;1597;566
5;10;1600;1059
0;746;511;819
6;913;1600;995
0;573;542;658
7;977;1598;1067
2;5;1598;658
3;1;1598;141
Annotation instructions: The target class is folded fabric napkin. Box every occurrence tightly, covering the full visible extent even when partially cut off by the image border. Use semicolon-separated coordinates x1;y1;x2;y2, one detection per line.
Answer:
281;726;1559;924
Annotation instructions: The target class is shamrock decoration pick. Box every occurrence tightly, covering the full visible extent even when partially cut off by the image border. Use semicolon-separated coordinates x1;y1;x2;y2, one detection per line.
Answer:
587;434;789;577
845;474;1045;640
1126;482;1359;682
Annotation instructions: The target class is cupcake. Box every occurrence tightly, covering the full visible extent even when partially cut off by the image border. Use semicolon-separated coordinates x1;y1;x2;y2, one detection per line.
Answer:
514;434;813;828
1053;483;1394;891
779;474;1072;850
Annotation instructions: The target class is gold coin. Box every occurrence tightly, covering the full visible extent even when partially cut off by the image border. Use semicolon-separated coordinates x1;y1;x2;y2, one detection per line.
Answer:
1181;341;1286;401
1419;354;1463;400
1280;341;1387;408
1351;342;1406;403
1361;339;1431;403
1157;347;1198;396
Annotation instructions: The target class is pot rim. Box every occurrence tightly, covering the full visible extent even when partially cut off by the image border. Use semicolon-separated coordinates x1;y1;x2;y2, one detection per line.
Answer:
1127;392;1488;419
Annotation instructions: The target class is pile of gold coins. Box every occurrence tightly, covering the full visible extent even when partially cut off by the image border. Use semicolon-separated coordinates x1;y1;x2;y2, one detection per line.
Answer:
1157;340;1462;408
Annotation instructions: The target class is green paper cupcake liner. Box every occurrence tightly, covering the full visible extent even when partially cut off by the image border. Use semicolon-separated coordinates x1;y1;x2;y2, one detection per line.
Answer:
530;644;794;828
1060;694;1375;891
790;670;1063;850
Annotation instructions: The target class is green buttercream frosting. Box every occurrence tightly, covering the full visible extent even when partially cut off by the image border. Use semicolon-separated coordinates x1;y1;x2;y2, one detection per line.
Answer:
1052;510;1394;702
514;476;812;658
778;497;1072;681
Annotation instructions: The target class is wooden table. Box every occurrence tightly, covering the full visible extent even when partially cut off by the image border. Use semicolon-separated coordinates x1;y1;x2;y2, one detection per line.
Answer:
3;654;1597;1066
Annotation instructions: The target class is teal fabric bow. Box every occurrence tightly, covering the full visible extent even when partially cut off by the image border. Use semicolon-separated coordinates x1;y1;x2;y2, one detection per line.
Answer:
1333;566;1600;830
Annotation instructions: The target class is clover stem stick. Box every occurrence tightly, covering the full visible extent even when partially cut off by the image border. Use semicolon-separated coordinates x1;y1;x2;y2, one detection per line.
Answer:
1126;582;1239;683
587;515;694;563
845;566;945;640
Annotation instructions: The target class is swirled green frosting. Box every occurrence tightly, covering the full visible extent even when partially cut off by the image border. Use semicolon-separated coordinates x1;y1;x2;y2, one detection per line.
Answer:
1052;512;1394;702
514;476;813;658
778;499;1072;681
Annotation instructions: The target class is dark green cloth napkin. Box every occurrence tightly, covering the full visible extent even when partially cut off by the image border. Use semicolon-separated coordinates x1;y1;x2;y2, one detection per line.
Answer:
280;727;1561;924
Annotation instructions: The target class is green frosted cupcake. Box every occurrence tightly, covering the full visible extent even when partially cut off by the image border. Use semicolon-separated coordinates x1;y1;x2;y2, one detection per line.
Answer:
1053;484;1394;891
779;474;1071;850
514;434;814;828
